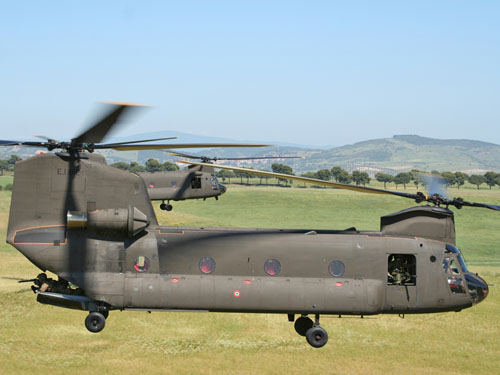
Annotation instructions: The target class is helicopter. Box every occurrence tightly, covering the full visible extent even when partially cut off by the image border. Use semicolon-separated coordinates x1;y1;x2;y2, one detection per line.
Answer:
139;152;302;211
2;103;493;348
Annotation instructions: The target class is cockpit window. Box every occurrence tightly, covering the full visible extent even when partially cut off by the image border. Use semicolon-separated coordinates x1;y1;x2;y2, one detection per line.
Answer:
210;174;218;190
445;244;469;273
449;259;460;275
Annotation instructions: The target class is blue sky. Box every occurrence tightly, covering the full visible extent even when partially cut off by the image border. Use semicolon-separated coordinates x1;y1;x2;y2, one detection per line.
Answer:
1;1;499;147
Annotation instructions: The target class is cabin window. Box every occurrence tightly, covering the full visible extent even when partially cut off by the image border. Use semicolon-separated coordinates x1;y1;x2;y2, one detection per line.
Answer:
387;254;416;285
199;257;216;274
134;256;150;273
328;260;345;277
191;177;202;189
264;259;281;276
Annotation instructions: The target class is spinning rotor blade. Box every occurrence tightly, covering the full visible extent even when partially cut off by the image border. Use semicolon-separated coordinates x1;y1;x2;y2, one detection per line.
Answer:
96;137;178;148
180;161;500;211
178;161;412;196
108;143;271;151
166;150;302;162
72;102;147;144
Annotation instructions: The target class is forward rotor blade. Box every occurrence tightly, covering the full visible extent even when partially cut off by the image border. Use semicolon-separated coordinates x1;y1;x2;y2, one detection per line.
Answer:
108;143;271;151
32;134;58;142
0;140;47;147
72;102;147;144
96;137;178;148
0;140;23;146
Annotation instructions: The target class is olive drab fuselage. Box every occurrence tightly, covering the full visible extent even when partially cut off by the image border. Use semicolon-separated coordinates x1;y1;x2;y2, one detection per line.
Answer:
139;168;226;203
7;153;488;317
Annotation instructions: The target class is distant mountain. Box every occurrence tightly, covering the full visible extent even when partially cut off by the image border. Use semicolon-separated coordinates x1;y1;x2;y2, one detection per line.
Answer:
2;133;500;175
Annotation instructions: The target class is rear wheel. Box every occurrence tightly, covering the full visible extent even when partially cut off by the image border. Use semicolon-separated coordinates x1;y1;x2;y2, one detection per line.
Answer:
305;326;328;348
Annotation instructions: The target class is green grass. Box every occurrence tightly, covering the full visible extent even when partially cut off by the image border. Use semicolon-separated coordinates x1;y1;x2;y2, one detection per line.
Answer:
0;175;13;189
1;187;500;375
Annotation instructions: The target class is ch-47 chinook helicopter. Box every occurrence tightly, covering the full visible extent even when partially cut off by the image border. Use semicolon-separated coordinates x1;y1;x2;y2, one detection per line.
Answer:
2;103;494;349
140;151;301;211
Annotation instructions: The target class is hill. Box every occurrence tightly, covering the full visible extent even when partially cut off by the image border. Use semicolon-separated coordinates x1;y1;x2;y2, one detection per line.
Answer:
2;133;500;174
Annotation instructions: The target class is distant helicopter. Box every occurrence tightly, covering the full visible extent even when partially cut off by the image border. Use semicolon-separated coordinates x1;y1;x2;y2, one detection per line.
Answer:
2;103;493;349
139;151;301;211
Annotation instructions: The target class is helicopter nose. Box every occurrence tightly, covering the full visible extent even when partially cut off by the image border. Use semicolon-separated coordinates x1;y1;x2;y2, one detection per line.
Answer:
465;273;489;305
219;184;227;194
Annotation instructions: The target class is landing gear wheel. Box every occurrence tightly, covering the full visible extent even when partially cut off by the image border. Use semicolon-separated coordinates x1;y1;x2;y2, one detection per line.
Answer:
165;204;173;211
160;203;166;210
305;326;328;348
101;310;109;319
294;317;314;336
85;312;106;333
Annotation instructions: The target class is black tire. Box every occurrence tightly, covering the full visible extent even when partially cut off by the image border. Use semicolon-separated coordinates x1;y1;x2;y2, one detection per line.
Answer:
85;312;106;333
160;203;167;210
305;326;328;348
166;204;173;211
101;310;109;319
294;316;314;336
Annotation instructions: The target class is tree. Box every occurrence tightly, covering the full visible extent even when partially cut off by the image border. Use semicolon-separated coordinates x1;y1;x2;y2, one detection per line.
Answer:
393;172;412;189
145;158;162;172
111;162;130;170
315;169;332;181
216;170;235;183
352;171;370;186
454;172;467;189
337;170;352;184
441;171;455;187
272;163;294;186
0;159;9;175
129;161;146;173
331;166;345;182
234;170;245;184
8;155;22;171
161;161;179;171
375;172;393;189
300;171;316;187
468;174;486;190
484;171;498;190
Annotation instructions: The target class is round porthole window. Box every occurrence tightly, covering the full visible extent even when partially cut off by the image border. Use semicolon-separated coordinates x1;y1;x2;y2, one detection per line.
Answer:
328;260;345;277
264;259;281;276
199;257;216;274
134;256;150;272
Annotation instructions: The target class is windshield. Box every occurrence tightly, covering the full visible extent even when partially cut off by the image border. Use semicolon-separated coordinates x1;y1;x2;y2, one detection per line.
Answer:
445;244;469;273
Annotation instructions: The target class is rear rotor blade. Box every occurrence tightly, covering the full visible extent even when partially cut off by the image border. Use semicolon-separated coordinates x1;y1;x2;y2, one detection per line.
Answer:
179;161;500;211
72;102;147;144
178;160;417;197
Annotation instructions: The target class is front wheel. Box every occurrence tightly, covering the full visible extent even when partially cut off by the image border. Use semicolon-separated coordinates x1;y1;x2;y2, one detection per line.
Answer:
85;312;106;333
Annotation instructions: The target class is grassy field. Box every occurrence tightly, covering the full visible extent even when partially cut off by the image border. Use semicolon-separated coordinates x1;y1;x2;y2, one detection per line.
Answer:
1;185;499;375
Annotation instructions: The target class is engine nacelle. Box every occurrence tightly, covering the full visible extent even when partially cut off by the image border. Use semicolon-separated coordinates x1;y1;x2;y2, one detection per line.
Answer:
67;205;150;238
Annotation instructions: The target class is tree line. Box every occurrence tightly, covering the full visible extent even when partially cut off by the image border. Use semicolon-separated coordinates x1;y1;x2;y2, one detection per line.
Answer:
0;155;22;174
3;155;500;190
